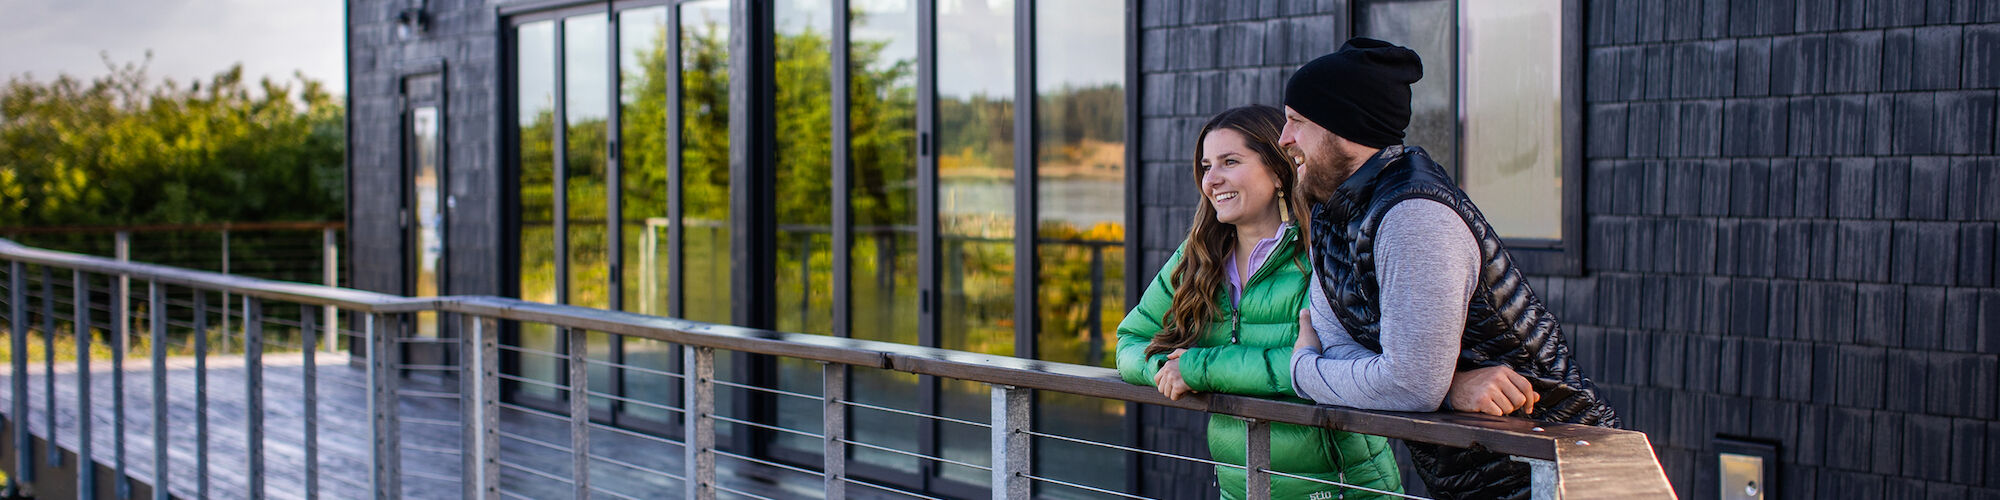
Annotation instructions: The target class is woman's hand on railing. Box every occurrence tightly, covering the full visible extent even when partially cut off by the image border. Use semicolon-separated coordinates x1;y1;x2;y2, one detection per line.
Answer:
1447;365;1538;416
1294;309;1322;352
1155;348;1195;400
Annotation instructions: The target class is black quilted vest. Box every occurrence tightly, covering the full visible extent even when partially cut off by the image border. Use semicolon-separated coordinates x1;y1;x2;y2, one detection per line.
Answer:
1307;146;1619;499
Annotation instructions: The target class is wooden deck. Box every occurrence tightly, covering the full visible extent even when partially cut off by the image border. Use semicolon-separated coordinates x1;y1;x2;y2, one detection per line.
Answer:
0;352;847;500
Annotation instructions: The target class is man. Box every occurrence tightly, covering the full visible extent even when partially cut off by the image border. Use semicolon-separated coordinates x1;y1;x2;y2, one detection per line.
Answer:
1279;38;1620;499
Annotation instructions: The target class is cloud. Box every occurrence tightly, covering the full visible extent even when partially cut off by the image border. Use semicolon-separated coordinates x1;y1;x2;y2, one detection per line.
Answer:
0;0;344;92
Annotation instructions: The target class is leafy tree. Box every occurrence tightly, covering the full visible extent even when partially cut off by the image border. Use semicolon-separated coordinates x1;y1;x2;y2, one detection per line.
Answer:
0;58;344;226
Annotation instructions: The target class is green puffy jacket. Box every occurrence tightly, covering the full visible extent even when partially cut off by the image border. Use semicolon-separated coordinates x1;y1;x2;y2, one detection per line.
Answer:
1117;225;1402;500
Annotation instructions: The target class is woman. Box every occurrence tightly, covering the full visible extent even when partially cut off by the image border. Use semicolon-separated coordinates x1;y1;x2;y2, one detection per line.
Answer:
1116;105;1402;499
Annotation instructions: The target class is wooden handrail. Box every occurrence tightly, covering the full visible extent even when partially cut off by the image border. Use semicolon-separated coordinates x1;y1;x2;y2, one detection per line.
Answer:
0;237;1674;499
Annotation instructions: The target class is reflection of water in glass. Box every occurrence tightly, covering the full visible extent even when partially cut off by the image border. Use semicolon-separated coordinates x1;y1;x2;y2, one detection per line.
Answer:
1034;0;1129;496
849;0;923;479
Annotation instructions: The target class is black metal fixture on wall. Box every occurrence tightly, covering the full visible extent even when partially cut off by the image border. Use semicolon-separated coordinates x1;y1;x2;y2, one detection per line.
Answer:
395;0;429;41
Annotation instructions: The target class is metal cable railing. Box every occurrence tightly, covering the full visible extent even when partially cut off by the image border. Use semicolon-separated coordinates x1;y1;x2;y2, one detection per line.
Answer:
0;237;1676;500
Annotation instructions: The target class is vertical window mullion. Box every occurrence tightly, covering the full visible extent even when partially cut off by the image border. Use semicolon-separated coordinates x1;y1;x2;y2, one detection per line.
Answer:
914;0;939;487
605;7;627;418
666;5;685;319
1013;0;1038;361
553;20;571;308
607;10;624;314
831;0;852;340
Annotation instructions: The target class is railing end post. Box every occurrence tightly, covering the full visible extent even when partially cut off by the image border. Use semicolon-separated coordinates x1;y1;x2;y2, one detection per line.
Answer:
991;385;1029;500
1514;456;1560;500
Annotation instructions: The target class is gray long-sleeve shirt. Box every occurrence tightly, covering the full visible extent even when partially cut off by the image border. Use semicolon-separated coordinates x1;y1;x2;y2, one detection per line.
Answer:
1289;199;1480;412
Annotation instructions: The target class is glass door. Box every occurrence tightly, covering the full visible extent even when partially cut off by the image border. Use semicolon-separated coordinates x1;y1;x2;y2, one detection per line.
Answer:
404;73;449;369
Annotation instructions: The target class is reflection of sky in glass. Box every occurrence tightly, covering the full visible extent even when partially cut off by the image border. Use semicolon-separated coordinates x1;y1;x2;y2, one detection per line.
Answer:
776;0;831;36
938;0;1013;98
517;22;555;127
853;0;918;75
1460;0;1563;240
683;0;731;45
1036;0;1124;231
620;8;668;106
1029;0;1124;89
566;14;610;123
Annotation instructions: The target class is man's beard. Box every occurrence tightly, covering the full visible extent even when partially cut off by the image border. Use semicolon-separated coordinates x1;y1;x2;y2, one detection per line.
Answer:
1294;145;1357;206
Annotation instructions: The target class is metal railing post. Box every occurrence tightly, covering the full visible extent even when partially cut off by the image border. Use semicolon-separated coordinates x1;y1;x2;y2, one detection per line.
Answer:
38;266;56;469
192;289;209;500
1244;418;1271;500
462;315;500;500
567;327;590;499
642;220;660;314
244;296;265;500
991;385;1029;500
113;266;129;499
8;261;33;492
683;346;715;500
300;305;319;500
323;227;339;352
219;229;230;355
150;281;169;500
1521;457;1559;500
368;313;404;499
72;271;93;500
821;363;846;499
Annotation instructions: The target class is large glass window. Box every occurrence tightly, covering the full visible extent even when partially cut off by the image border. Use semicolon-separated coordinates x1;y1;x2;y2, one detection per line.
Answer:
616;2;679;431
503;1;1133;494
514;19;560;401
563;13;618;416
847;0;923;478
1355;0;1455;173
567;14;612;310
1033;0;1130;495
771;0;836;459
681;0;733;324
409;105;443;339
935;0;1017;486
1459;0;1564;240
1357;0;1575;249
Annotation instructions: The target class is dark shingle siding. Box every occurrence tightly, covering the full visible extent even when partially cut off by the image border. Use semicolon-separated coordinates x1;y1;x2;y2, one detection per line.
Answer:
1575;1;2000;497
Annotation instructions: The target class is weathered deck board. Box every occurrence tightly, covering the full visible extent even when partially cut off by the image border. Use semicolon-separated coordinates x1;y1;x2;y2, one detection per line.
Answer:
0;353;866;500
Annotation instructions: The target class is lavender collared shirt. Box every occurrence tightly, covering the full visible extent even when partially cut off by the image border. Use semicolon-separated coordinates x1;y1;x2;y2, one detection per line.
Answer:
1225;223;1290;306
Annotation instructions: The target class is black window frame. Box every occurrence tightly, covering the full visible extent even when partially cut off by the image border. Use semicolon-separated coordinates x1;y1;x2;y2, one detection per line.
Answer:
497;0;1139;496
1350;0;1586;276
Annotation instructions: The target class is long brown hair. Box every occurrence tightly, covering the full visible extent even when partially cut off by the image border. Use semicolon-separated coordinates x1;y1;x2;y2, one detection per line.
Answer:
1147;105;1307;357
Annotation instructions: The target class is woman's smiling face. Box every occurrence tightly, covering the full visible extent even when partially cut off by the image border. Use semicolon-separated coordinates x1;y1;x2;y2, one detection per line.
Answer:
1199;128;1282;228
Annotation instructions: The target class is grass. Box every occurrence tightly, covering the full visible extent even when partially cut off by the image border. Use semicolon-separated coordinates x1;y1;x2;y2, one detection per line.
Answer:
0;320;309;365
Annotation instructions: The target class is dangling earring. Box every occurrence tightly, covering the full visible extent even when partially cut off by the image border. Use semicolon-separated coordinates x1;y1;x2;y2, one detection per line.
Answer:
1278;190;1291;224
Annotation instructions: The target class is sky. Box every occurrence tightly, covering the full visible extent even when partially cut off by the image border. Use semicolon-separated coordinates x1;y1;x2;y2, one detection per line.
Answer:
0;0;346;93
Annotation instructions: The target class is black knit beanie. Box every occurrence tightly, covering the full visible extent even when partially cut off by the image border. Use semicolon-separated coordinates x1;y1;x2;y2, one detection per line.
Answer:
1283;37;1424;149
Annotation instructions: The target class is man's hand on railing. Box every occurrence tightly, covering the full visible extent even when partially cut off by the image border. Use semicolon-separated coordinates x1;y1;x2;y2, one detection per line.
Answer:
1447;365;1538;416
1156;348;1195;400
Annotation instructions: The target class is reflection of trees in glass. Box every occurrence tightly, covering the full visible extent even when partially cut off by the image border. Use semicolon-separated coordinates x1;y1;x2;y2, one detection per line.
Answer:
847;7;920;348
515;20;561;401
773;9;834;336
937;0;1017;365
680;3;734;324
621;8;670;315
509;5;1128;371
565;11;611;310
1035;83;1126;369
